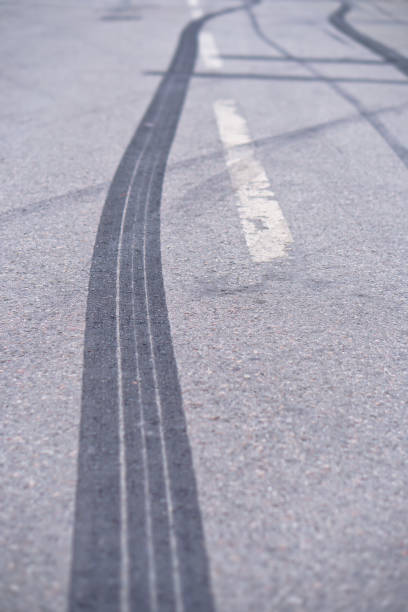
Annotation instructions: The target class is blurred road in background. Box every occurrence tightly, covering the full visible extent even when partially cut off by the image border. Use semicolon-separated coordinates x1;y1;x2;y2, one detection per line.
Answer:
1;1;408;611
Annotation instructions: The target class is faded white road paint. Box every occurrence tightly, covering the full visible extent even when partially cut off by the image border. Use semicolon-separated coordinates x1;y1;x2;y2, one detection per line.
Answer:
187;0;203;18
199;31;222;69
214;99;293;262
187;0;222;68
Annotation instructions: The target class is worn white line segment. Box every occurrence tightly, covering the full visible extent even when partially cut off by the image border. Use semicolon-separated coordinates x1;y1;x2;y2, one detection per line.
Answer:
214;99;293;262
187;0;222;69
199;31;223;69
187;0;203;18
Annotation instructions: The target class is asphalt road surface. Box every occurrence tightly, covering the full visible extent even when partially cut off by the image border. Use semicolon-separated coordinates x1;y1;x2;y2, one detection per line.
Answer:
1;1;408;611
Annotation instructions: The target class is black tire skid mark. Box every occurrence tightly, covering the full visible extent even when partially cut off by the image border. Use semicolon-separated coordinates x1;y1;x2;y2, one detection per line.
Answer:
68;4;253;611
330;2;408;77
244;1;408;168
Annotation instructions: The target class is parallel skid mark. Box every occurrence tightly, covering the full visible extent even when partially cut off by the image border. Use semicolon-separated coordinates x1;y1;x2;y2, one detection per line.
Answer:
69;12;218;612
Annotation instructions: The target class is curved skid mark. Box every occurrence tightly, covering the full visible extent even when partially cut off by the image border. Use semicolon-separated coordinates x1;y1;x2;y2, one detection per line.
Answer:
68;3;257;610
330;2;408;77
245;1;408;169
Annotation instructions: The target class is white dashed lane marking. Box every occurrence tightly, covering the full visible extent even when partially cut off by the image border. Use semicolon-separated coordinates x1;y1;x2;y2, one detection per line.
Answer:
187;0;203;19
199;31;222;69
187;0;222;69
214;99;293;262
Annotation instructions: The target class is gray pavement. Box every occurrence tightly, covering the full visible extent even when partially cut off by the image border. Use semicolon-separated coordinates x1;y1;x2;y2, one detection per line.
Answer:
1;1;408;611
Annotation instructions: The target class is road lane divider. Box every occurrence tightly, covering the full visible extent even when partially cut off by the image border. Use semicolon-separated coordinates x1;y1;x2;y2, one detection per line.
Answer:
187;0;222;69
199;31;222;69
214;99;293;262
187;0;203;19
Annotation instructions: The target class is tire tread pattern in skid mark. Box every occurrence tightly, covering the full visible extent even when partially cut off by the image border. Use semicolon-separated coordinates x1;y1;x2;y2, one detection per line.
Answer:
67;3;255;611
